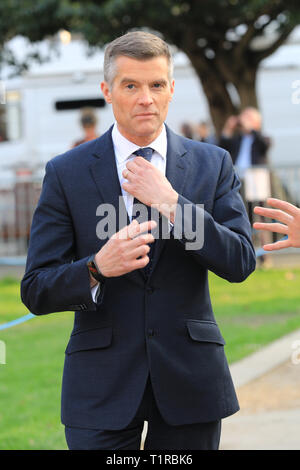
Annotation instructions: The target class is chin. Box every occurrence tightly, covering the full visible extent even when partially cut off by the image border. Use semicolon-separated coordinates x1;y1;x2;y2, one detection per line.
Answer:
135;123;161;137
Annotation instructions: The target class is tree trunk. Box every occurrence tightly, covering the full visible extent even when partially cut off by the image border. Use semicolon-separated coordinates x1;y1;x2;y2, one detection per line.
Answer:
186;53;239;137
185;52;260;137
234;67;258;110
199;73;238;138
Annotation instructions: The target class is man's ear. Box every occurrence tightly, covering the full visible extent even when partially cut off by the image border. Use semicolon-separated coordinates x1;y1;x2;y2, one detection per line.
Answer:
101;81;112;104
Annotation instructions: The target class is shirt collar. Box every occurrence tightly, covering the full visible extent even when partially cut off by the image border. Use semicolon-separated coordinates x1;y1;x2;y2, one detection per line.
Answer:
112;123;167;165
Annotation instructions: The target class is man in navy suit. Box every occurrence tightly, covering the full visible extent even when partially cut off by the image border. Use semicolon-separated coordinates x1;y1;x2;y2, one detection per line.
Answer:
21;31;256;450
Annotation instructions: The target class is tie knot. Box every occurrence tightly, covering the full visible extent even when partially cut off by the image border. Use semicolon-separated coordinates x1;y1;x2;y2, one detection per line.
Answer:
133;147;154;162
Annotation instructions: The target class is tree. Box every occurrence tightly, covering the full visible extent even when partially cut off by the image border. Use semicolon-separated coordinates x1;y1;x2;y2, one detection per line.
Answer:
70;0;300;135
0;0;69;73
1;0;300;134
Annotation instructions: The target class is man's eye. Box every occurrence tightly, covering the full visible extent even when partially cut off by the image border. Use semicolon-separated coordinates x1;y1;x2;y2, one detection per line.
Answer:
126;84;135;89
153;83;162;88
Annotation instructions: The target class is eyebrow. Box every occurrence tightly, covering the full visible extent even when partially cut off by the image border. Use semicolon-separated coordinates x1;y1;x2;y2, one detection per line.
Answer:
120;78;138;85
120;78;168;86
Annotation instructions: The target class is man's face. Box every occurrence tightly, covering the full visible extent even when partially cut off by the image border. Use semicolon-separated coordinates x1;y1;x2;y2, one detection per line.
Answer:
101;55;175;145
239;109;261;133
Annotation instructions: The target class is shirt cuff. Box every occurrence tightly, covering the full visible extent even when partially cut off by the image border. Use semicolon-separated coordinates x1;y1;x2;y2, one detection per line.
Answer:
91;283;100;303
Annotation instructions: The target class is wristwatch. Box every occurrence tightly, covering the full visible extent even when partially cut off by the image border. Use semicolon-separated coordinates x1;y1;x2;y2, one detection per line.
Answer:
87;254;106;283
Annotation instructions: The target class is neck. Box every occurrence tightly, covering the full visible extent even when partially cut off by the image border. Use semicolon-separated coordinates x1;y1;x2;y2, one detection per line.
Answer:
116;124;164;147
84;128;97;140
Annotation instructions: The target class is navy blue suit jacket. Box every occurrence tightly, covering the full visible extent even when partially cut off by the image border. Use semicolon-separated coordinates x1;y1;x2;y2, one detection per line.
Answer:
21;125;256;430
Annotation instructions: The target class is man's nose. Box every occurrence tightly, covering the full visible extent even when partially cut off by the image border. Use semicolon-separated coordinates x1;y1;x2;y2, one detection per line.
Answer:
137;88;153;106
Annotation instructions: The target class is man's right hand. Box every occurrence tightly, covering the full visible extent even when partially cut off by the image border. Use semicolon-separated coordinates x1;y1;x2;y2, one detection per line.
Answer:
253;198;300;251
94;219;157;278
222;115;239;137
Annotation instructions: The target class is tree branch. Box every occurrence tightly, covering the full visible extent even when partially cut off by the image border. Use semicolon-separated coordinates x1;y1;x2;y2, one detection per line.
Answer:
253;24;295;64
233;0;285;60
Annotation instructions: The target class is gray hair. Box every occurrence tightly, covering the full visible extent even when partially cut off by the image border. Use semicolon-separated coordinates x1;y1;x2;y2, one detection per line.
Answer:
103;31;173;87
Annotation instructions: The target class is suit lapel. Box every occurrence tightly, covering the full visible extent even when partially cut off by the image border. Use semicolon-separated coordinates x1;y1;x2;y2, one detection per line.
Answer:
89;127;130;233
165;125;190;197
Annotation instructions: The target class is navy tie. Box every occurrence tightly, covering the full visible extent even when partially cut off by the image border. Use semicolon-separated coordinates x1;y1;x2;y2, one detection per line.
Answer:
133;147;154;162
132;147;154;220
132;147;156;276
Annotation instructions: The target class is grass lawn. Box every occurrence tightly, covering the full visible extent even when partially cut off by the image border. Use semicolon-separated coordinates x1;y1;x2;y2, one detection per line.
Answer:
1;267;300;449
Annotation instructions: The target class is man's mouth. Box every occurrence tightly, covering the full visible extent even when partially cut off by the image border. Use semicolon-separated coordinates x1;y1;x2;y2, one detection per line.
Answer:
135;113;156;117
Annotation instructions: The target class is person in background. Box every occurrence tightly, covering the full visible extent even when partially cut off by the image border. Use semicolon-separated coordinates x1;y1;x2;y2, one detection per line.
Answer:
180;122;194;139
219;107;270;176
219;108;272;265
196;121;216;144
72;108;99;148
220;107;270;182
253;198;300;250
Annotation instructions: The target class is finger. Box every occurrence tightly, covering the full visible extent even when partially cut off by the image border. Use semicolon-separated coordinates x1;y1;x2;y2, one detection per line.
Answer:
126;159;140;172
115;219;138;240
266;198;300;217
133;156;152;167
121;181;134;195
253;222;288;235
253;206;268;216
122;168;133;180
129;232;155;248
117;219;156;240
262;239;291;251
130;243;151;260
129;219;157;238
253;207;292;225
119;253;150;275
130;254;150;271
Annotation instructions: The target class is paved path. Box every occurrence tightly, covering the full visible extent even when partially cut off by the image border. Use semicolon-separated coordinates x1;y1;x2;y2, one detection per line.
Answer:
141;330;300;450
220;358;300;450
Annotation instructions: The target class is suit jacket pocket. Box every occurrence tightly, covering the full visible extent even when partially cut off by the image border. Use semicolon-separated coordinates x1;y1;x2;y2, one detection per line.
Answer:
65;326;112;354
186;319;225;345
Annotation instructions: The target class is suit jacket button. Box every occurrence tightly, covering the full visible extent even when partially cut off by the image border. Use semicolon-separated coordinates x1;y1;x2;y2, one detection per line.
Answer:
148;329;155;337
146;286;154;294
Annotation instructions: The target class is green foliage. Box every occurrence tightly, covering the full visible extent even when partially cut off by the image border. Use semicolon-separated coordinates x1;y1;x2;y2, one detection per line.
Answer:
64;0;300;51
209;268;300;362
1;0;300;68
0;0;70;72
0;312;71;449
1;0;299;130
0;0;67;43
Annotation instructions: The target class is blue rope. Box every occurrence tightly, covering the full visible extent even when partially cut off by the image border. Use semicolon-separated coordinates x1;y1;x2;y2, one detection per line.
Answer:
0;313;35;331
0;257;32;331
255;235;288;258
0;257;27;266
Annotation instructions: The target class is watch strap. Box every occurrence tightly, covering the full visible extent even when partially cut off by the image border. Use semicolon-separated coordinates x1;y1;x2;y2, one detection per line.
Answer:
87;255;106;283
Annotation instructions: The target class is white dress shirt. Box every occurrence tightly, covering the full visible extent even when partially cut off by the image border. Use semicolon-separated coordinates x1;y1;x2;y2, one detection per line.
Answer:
112;122;167;220
91;123;168;301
